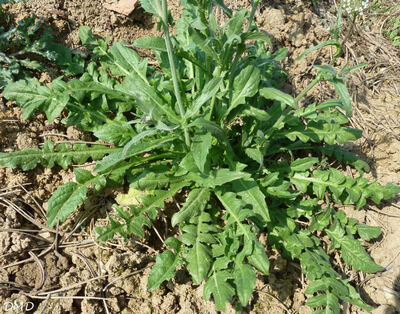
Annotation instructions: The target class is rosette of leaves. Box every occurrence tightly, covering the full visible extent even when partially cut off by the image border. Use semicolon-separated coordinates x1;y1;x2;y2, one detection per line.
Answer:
1;0;399;312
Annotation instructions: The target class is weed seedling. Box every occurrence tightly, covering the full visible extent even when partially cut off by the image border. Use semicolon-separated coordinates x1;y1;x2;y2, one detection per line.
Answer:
0;9;83;89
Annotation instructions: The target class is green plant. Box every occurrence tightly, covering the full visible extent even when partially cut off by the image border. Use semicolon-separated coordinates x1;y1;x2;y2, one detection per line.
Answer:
315;1;371;63
0;0;399;312
0;0;27;4
367;1;400;46
368;0;400;14
0;11;83;88
383;16;400;46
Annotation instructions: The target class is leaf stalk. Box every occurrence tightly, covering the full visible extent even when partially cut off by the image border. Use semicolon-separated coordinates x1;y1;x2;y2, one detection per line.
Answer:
246;0;261;32
159;0;191;147
294;73;323;106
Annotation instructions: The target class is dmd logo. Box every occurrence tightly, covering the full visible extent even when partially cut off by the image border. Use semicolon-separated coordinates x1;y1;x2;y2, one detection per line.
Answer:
3;300;34;312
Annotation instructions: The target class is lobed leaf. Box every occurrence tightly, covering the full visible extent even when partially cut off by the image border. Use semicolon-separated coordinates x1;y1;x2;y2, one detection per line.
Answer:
319;145;370;172
290;169;400;208
47;181;88;227
118;74;181;123
306;292;340;314
47;169;105;227
326;222;383;273
191;132;212;173
139;0;161;17
96;217;124;241
185;77;223;118
134;36;167;52
148;250;183;290
247;240;270;275
299;247;339;281
0;141;114;171
181;211;218;283
203;270;235;312
260;87;295;108
227;64;260;116
93;122;136;146
215;190;253;240
356;225;381;241
3;78;68;122
172;188;210;227
107;42;148;80
187;169;250;188
234;264;256;306
97;182;187;240
233;178;270;222
283;121;362;145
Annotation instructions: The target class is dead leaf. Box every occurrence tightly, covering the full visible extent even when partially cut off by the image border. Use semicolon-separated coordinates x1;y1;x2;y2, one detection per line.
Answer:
104;0;139;16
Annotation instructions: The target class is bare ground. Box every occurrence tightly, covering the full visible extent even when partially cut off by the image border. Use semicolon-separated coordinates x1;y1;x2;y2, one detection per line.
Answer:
0;0;400;313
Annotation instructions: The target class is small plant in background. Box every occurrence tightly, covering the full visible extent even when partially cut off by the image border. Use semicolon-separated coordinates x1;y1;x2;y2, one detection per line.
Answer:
0;0;399;312
368;1;400;46
321;0;370;53
0;0;27;4
0;9;83;89
383;16;400;46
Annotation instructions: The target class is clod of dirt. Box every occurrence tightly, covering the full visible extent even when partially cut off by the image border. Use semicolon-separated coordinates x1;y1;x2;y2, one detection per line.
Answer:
0;270;9;298
104;0;139;16
3;206;19;228
14;263;38;288
16;133;38;150
10;233;31;253
0;232;11;257
371;304;398;314
81;299;104;313
257;8;286;42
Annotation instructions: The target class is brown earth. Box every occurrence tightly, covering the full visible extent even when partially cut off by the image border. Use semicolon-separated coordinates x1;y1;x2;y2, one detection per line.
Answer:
0;0;400;313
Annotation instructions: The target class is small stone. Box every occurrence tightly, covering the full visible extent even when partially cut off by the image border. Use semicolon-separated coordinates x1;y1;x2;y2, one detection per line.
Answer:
110;13;118;25
371;304;397;314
